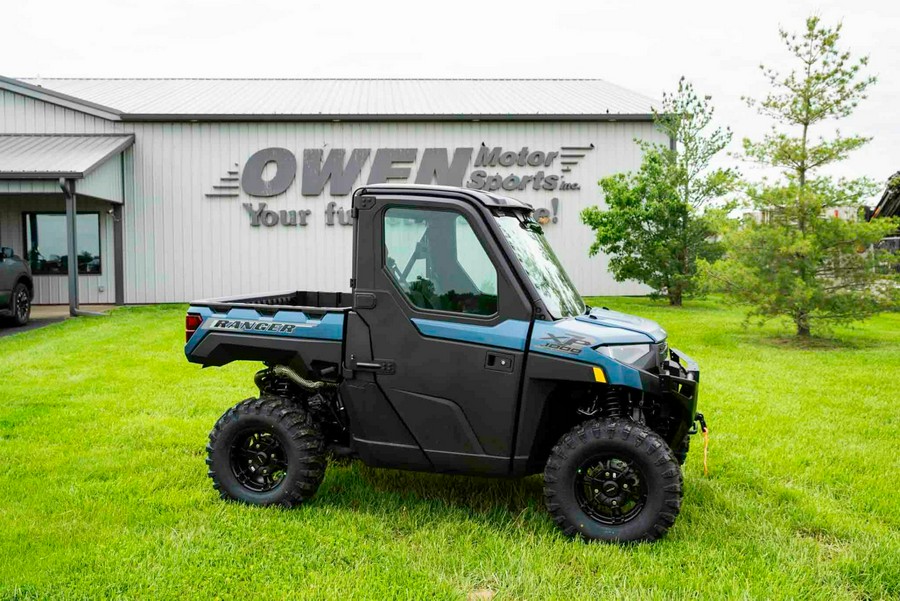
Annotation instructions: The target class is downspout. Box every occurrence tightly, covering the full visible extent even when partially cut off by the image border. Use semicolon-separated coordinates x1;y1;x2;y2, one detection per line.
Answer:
113;150;126;306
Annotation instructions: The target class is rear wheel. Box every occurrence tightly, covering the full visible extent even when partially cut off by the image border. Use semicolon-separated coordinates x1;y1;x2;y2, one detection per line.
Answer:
543;419;682;542
206;396;326;507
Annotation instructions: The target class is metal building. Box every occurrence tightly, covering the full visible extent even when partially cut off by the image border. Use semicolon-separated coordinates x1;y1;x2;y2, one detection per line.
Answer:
0;76;663;307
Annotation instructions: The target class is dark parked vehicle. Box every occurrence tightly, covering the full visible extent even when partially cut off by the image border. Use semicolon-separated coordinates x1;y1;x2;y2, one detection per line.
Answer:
0;246;33;326
184;184;705;542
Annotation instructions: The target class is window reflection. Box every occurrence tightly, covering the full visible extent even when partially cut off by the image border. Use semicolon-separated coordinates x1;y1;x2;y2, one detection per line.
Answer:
24;213;102;275
384;207;498;316
495;213;583;319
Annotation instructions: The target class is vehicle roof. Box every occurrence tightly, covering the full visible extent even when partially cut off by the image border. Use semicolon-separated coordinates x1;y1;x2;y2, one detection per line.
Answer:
358;183;533;210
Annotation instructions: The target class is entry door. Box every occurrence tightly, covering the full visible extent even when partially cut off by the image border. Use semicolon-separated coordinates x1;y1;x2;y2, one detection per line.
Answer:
356;200;531;474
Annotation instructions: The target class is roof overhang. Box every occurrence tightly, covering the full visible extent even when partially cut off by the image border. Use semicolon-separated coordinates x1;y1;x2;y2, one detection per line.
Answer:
0;134;134;180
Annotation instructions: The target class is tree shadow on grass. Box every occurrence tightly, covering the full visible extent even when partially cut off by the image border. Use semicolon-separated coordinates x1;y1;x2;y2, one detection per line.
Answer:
756;334;882;351
306;462;737;543
726;310;900;351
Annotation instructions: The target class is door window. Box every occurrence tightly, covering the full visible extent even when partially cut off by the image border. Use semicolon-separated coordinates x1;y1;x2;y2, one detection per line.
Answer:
384;207;498;315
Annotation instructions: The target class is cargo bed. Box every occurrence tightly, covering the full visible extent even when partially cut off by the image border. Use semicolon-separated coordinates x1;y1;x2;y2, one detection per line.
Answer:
189;290;353;314
184;290;350;368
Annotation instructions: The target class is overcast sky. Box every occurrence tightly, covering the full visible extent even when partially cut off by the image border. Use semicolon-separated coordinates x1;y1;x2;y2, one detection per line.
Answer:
3;0;896;202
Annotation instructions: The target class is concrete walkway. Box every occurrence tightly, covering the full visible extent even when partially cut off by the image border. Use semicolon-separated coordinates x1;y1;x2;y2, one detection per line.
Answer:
0;305;117;338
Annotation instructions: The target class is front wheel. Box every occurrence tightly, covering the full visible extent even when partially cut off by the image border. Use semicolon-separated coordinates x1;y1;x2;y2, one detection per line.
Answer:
543;419;682;542
206;396;326;507
6;283;31;326
674;435;690;466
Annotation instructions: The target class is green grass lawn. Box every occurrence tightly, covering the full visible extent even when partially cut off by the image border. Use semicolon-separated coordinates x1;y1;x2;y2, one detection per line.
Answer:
1;299;898;599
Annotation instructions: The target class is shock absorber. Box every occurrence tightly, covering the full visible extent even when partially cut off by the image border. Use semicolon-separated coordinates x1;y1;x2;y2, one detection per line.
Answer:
604;387;625;420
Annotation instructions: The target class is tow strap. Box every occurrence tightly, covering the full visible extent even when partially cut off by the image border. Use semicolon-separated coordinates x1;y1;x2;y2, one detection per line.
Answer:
695;413;710;476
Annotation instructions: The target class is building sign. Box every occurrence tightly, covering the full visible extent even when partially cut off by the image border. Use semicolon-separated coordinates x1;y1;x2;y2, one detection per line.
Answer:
207;144;593;228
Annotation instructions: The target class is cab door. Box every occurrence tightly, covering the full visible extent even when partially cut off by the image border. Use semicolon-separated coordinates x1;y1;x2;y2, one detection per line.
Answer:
352;195;533;475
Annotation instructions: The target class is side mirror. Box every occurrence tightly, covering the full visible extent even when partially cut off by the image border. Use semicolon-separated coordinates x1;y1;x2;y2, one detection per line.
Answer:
0;247;13;260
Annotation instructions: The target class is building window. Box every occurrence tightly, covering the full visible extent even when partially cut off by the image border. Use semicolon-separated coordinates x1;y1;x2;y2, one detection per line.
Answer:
383;207;498;316
23;213;102;275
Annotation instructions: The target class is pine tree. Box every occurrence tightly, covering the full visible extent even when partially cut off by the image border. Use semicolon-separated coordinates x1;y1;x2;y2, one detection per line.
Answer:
702;17;899;336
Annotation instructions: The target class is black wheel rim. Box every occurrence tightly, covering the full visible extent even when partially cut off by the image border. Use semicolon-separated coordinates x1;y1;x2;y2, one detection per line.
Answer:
574;454;648;525
229;429;289;492
14;288;29;321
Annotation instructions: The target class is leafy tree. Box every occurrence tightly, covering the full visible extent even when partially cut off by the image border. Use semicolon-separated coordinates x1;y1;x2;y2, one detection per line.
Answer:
701;17;899;337
581;78;735;306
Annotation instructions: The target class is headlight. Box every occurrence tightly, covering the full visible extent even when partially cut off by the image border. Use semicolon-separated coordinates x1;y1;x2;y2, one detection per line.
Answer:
596;344;652;365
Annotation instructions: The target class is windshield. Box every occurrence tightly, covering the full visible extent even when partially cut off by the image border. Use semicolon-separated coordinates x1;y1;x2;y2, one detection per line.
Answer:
494;213;584;319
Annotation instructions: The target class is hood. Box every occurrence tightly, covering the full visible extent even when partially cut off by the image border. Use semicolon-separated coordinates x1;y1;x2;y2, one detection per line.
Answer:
571;306;667;344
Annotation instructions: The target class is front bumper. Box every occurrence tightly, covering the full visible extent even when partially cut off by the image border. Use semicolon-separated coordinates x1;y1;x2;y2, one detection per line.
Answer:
660;347;700;421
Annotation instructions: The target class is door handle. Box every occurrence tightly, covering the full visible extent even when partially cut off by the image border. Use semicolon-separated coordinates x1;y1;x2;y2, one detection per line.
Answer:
351;359;396;375
485;351;514;373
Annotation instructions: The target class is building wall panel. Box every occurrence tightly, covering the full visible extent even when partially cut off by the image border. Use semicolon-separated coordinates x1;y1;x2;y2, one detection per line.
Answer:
2;89;666;304
0;89;123;135
0;180;57;194
79;156;124;203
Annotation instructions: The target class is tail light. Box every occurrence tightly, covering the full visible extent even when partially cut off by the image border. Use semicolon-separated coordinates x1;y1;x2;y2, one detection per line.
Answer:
185;313;203;342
